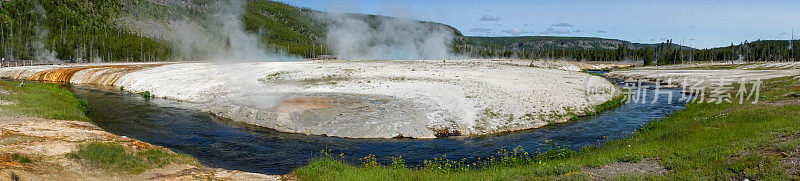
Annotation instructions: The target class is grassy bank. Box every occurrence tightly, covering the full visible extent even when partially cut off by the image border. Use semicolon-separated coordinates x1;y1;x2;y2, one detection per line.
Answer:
0;80;89;122
582;93;625;118
68;142;199;174
0;80;202;176
292;76;800;180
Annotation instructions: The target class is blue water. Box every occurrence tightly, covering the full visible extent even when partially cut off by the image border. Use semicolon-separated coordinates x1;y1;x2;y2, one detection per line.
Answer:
67;80;686;175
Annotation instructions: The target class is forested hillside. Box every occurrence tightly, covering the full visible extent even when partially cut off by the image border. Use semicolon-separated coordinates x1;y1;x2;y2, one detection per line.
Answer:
116;0;330;59
0;0;173;62
0;0;462;61
0;0;797;64
241;2;462;58
242;1;327;57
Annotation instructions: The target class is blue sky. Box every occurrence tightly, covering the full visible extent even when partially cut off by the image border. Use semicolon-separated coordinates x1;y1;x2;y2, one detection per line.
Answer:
277;0;800;49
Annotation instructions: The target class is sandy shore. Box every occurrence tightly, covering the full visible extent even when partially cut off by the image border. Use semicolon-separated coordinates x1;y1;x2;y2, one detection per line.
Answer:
0;60;618;138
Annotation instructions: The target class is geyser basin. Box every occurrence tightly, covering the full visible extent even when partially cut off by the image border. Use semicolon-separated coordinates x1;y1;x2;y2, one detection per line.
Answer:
67;80;684;174
0;60;617;138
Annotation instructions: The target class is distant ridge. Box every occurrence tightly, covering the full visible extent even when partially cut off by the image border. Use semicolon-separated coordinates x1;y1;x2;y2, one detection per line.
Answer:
462;36;694;50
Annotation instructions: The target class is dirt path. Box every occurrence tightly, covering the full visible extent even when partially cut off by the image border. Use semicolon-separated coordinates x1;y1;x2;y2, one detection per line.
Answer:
582;158;668;179
0;115;284;181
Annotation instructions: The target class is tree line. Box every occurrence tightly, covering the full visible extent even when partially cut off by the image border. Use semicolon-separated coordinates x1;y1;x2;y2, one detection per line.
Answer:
0;0;173;62
456;39;800;65
243;0;329;58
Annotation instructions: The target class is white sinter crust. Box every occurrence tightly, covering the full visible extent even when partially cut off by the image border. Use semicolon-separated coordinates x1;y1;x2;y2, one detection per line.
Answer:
0;60;618;138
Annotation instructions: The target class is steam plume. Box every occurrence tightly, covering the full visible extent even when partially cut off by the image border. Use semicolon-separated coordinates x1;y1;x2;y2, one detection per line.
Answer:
321;13;455;60
33;3;58;63
170;0;296;62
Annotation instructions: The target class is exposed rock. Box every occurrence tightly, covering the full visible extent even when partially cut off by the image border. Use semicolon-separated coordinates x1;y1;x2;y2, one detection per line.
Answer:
0;115;279;181
582;158;668;179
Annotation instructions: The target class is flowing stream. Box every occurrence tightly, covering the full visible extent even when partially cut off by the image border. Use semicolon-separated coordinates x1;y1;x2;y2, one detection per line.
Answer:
67;79;686;175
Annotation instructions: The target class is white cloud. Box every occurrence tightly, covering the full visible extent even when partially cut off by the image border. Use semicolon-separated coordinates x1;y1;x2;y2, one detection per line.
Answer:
479;15;500;21
550;23;573;27
540;28;570;35
502;29;529;36
470;27;491;33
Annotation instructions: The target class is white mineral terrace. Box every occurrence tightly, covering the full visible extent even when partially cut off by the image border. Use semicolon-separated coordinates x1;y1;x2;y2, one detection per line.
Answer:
0;60;618;138
606;63;800;87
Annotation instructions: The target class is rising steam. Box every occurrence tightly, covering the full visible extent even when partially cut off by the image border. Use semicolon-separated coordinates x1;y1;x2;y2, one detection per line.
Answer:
33;3;58;63
170;0;296;62
321;13;455;60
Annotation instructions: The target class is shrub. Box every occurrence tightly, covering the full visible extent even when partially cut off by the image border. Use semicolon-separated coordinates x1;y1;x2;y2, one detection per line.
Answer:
69;142;148;173
141;91;151;99
11;153;32;163
77;99;91;114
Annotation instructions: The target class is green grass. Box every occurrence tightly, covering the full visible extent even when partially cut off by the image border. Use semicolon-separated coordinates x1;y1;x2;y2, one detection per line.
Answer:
68;142;199;174
0;81;203;175
581;94;625;118
140;91;151;99
292;76;800;180
754;76;800;102
11;153;32;163
0;80;90;122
